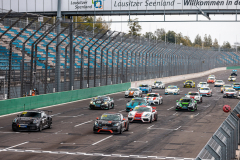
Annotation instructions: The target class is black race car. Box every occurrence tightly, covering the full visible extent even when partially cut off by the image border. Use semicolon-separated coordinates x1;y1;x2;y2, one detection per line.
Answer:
93;113;129;134
12;110;52;132
231;70;237;76
89;96;114;110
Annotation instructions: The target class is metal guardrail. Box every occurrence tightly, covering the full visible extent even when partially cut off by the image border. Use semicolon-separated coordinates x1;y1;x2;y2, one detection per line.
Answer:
196;102;240;160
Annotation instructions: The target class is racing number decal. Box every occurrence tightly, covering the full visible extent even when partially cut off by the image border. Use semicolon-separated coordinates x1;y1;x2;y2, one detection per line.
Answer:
22;112;27;114
102;115;107;118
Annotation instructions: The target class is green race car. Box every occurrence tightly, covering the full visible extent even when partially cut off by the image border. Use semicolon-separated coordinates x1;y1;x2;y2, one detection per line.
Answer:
176;97;197;112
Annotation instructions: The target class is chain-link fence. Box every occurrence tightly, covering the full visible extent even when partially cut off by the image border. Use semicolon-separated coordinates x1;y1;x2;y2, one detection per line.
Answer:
0;9;239;99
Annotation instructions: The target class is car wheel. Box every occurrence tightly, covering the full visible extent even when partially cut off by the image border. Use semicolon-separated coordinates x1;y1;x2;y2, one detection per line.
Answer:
201;98;203;103
150;117;152;123
47;122;52;129
195;105;197;110
38;123;43;132
178;91;180;95
155;114;158;121
210;93;212;97
119;126;123;134
111;103;114;109
125;123;129;131
158;100;161;105
107;104;110;110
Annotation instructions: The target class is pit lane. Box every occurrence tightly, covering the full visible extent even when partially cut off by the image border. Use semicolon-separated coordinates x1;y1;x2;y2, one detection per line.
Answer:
0;69;238;160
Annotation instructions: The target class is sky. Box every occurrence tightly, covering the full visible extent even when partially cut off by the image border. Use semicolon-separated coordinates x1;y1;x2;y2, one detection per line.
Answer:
102;14;240;46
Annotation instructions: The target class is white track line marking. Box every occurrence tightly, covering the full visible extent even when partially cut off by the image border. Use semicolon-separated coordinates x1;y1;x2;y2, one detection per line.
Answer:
195;113;199;117
173;112;178;115
92;135;113;145
5;141;29;150
118;109;125;112
134;141;148;143
148;126;181;131
57;114;84;118
74;120;92;127
167;106;174;110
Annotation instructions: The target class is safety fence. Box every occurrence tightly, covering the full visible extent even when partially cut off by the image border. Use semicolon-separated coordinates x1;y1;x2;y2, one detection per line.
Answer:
196;102;240;160
0;9;239;99
0;82;130;116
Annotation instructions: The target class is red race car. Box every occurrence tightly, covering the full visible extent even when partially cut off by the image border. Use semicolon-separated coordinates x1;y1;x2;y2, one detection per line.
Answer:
207;77;215;83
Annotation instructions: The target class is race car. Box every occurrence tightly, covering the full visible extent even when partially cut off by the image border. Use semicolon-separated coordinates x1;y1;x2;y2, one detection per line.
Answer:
89;96;114;110
165;85;180;95
207;77;215;83
223;89;238;98
152;81;165;89
128;105;158;123
185;92;203;103
183;80;195;88
176;97;197;112
214;80;225;87
12;110;52;132
198;87;212;96
197;82;209;88
139;84;152;93
231;70;237;76
233;83;240;90
125;88;142;98
143;93;163;105
126;97;149;112
208;75;216;79
221;84;233;93
93;113;129;134
228;76;236;81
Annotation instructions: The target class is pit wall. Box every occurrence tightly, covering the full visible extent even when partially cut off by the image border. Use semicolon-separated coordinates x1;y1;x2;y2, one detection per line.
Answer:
0;82;131;116
131;67;226;88
226;66;240;70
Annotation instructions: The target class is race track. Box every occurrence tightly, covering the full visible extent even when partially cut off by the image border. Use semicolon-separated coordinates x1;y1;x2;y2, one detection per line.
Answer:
0;69;238;160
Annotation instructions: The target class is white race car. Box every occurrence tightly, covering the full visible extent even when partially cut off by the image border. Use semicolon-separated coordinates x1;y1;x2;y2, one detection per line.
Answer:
223;89;238;98
128;105;158;123
208;75;216;79
228;76;236;81
185;92;203;103
197;82;209;88
198;87;212;97
144;93;163;105
221;84;233;93
125;88;142;97
152;81;165;89
214;80;225;87
165;85;180;95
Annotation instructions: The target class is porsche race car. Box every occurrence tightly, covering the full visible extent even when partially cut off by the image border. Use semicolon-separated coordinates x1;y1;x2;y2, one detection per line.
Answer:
223;89;238;98
176;97;197;112
228;76;236;81
139;84;152;93
208;75;216;79
125;88;142;97
165;85;180;95
233;83;240;90
126;97;149;112
197;82;209;88
231;70;237;76
93;113;129;134
185;92;202;103
152;81;165;89
12;110;52;132
207;77;215;83
214;80;225;87
183;80;195;88
89;96;114;110
198;87;212;96
128;105;158;123
221;84;233;93
144;93;163;105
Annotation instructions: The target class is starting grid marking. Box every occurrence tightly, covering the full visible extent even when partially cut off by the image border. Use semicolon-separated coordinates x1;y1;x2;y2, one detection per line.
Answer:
0;148;194;160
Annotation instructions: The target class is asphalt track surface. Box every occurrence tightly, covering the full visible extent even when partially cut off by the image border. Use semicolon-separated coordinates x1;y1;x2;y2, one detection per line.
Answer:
0;69;239;160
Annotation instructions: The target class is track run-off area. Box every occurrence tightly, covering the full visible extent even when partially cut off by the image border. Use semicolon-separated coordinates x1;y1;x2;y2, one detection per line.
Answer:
0;69;238;160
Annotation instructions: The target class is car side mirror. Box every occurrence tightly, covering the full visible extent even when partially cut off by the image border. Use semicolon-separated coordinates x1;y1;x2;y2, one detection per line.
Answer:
130;109;132;111
176;100;178;102
152;110;156;112
96;117;99;120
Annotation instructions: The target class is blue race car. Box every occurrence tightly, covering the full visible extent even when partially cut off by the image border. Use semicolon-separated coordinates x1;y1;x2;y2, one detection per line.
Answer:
126;97;149;112
231;70;237;76
232;83;240;90
139;84;152;94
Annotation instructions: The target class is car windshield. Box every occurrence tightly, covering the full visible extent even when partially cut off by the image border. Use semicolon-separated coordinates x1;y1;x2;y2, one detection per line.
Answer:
229;76;235;78
168;86;177;89
224;85;232;88
208;78;214;80
139;85;148;87
128;88;138;91
186;81;192;83
146;94;158;97
20;112;41;118
154;82;162;84
233;83;240;86
133;107;151;112
200;88;209;90
188;93;199;95
199;82;207;84
131;99;145;103
180;99;191;102
100;114;121;121
226;89;235;92
216;80;223;83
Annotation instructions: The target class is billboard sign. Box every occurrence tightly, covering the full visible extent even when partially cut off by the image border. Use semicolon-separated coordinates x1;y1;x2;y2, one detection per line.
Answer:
0;0;239;13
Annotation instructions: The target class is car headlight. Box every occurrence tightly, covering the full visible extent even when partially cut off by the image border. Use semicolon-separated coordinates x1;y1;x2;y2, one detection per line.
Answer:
33;119;38;124
94;121;98;126
175;90;178;92
104;102;108;105
90;101;93;104
129;113;133;116
12;118;17;123
125;91;129;94
113;123;120;126
144;113;150;117
134;92;138;94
